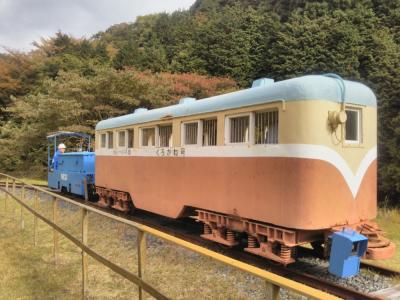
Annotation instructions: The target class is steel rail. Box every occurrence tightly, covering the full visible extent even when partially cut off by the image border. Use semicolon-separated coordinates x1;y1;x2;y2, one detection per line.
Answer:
360;262;400;278
297;246;400;278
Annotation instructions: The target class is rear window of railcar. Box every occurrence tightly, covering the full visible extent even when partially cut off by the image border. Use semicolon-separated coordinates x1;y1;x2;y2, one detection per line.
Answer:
100;134;106;148
127;129;134;148
118;131;126;147
107;131;113;148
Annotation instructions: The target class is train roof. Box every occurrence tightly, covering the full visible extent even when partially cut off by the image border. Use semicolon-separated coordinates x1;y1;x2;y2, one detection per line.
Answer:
95;75;377;131
47;131;91;139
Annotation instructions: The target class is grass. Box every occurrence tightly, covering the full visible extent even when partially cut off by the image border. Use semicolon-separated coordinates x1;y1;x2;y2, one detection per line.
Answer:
0;192;308;300
0;177;47;186
19;177;48;186
364;207;400;277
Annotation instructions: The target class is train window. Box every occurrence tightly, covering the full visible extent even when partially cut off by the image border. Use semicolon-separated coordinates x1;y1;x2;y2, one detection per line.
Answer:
127;129;134;148
183;122;199;145
100;133;106;148
141;127;156;147
229;115;249;143
118;131;126;147
159;125;173;147
107;131;114;149
203;119;217;146
345;108;362;143
255;110;278;144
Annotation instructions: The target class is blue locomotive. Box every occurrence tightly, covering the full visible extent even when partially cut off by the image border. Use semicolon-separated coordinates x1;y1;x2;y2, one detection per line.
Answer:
47;131;95;199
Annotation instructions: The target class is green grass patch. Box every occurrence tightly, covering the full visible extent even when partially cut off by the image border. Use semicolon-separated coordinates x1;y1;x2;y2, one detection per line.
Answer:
0;177;47;186
365;208;400;276
19;177;48;186
0;194;295;299
0;204;81;299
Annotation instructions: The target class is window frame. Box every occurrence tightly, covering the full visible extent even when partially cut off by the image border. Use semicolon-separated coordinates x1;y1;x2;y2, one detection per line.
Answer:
100;133;107;149
202;118;218;146
140;126;157;148
254;109;279;145
117;130;127;149
158;124;173;147
127;128;134;149
224;113;254;145
107;131;114;149
344;107;363;145
181;120;202;147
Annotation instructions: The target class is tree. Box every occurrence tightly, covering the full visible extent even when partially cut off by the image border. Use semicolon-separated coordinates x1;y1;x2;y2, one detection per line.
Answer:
0;51;39;118
1;0;400;203
0;66;236;174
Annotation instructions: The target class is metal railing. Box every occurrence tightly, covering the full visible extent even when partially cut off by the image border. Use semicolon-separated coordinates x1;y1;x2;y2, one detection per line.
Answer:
0;173;339;300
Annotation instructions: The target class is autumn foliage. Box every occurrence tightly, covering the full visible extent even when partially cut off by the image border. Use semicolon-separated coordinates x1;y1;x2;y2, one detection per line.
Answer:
0;0;400;203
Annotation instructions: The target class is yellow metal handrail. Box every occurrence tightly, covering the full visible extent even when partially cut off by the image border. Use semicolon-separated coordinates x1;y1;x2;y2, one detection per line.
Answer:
0;173;339;300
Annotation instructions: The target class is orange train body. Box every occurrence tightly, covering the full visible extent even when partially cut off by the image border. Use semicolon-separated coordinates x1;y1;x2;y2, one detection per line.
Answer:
94;75;395;263
96;155;376;230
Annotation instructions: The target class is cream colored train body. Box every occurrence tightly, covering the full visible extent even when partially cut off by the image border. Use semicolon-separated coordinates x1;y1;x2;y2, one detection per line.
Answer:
94;75;395;264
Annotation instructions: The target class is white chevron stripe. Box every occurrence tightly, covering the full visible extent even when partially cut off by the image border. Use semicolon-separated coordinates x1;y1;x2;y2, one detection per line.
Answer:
96;144;377;198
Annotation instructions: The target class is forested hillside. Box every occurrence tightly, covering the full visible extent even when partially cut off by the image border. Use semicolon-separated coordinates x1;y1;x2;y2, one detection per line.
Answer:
0;0;399;203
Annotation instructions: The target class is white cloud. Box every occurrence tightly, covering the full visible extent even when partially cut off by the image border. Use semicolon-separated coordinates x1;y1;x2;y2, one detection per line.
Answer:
0;0;195;52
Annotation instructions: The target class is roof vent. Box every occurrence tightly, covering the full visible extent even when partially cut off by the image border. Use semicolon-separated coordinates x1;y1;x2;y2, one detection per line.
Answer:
251;78;274;88
134;108;148;114
179;97;196;105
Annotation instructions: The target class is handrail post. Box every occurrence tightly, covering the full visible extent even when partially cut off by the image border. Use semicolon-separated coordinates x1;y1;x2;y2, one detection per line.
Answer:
52;196;59;264
81;207;89;299
5;176;9;211
20;185;25;230
12;179;16;217
266;282;280;300
34;190;39;246
12;179;16;195
137;230;147;300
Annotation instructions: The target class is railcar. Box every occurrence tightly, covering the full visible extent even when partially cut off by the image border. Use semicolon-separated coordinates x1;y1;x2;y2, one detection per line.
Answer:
94;74;395;264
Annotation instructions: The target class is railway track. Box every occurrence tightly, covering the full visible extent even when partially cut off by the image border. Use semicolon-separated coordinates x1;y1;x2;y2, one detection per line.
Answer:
2;182;399;300
298;246;400;278
112;210;398;300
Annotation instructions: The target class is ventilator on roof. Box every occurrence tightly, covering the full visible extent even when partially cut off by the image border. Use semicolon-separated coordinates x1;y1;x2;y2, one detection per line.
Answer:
134;108;148;114
251;78;274;88
179;97;196;104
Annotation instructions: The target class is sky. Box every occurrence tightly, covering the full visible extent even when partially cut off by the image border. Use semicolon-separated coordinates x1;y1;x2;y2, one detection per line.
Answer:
0;0;195;53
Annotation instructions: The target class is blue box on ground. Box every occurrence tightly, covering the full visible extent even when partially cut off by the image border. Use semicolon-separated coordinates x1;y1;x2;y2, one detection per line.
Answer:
328;228;368;278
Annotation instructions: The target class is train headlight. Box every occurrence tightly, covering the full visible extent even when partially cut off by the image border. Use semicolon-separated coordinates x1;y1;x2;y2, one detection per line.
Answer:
336;110;347;124
328;110;347;130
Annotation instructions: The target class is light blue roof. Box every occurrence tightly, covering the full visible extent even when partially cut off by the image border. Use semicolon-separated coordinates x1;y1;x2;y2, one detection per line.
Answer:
96;75;376;131
60;152;94;156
